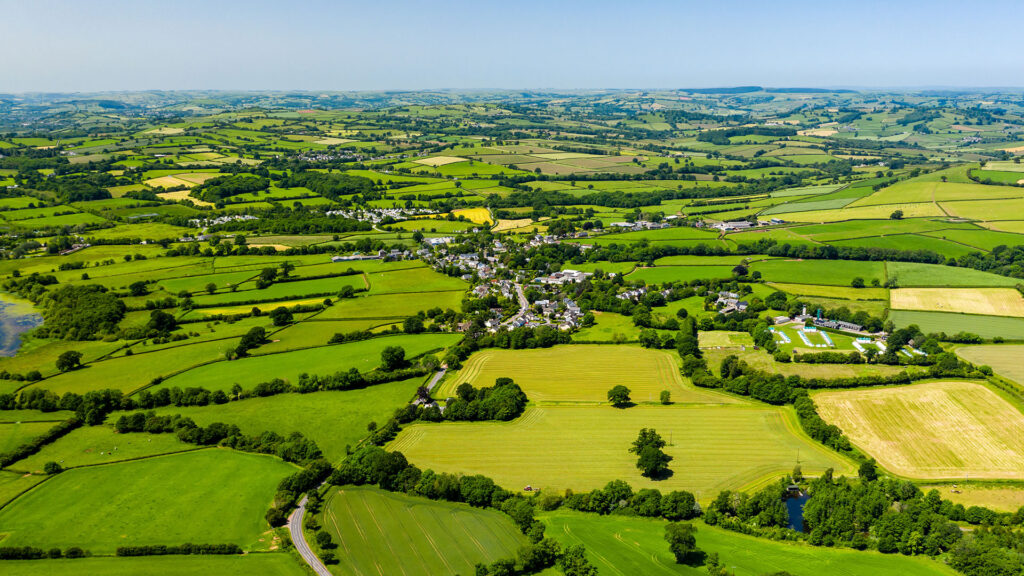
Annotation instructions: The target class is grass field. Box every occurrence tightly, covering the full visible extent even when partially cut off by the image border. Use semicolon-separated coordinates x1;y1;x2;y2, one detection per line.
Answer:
390;404;854;499
750;259;885;286
156;333;459;392
886;262;1020;287
0;554;307;576
0;421;59;455
814;381;1024;479
10;425;196;473
136;377;420;462
0;449;297;552
890;288;1024;317
702;348;911;380
0;470;45;508
955;345;1024;384
543;511;957;576
439;345;731;404
889;310;1024;339
768;282;888;301
320;485;527;576
626;265;737;284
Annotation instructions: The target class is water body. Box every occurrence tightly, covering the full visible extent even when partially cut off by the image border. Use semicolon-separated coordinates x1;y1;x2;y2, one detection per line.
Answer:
0;294;43;357
785;492;809;532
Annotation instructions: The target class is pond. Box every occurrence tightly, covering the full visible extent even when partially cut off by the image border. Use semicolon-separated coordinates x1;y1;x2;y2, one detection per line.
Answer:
0;294;43;357
785;492;809;532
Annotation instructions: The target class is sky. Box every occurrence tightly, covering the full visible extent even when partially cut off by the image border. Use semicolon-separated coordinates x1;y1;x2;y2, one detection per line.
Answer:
1;0;1021;92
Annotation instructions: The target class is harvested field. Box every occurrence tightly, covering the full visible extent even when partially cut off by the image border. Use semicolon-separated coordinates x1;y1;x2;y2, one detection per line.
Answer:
815;381;1024;479
414;155;466;166
890;288;1024;318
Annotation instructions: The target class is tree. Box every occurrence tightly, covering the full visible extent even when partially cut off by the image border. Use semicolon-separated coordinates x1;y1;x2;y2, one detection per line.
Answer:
607;385;631;407
660;390;672;405
851;277;865;288
315;531;334;549
558;545;598;576
732;264;748;277
890;210;903;220
665;522;699;564
146;309;176;333
637;445;673;478
403;316;425;334
631;428;666;454
269;307;293;326
859;459;879;481
280;261;295;278
56;350;82;372
381;346;407;371
129;281;148;297
43;461;63;475
205;282;217;294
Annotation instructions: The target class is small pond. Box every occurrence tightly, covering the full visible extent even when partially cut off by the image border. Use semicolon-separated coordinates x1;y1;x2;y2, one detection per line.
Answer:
785;492;809;532
0;294;43;357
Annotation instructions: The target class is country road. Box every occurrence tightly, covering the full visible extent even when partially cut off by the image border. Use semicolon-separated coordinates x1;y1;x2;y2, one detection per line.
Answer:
425;366;447;393
501;282;529;327
288;495;332;576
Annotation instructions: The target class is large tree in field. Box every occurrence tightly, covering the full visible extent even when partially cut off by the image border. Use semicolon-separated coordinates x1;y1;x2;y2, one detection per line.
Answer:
607;385;631;407
631;428;672;478
665;522;699;564
381;346;407;371
56;350;82;372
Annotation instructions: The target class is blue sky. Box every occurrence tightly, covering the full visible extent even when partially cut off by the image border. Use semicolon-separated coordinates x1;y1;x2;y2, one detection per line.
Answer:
1;0;1020;92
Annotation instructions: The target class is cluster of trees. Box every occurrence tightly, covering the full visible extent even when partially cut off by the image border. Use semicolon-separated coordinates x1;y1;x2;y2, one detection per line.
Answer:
265;460;334;527
0;546;88;560
446;325;572;368
116;543;242;557
192;174;269;202
696;126;797;145
36;284;126;340
429;378;528;422
113;411;322;464
277;171;376;200
7;387;128;425
556;479;701;521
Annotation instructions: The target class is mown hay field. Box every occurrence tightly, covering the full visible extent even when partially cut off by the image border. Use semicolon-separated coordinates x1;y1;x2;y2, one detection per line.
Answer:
320;486;526;576
920;484;1024;513
440;345;731;404
956;345;1024;385
390;404;854;499
543;511;958;576
890;288;1024;317
0;449;297;553
815;381;1024;479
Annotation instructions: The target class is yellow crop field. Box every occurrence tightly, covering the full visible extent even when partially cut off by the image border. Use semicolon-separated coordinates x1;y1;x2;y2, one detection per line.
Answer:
769;202;943;223
156;189;214;207
390;404;854;499
175;173;221;185
815;381;1024;479
145;175;193;188
920;484;1024;512
414;155;466;166
890;288;1024;317
492;218;534;231
452;207;492;225
439;345;732;404
314;137;354;145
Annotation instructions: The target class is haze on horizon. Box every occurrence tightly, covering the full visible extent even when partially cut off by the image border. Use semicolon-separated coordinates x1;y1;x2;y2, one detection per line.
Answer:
1;0;1021;93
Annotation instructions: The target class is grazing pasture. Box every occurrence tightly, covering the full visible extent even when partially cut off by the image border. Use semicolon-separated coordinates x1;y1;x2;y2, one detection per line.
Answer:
543;511;958;576
440;345;731;404
136;377;420;462
886;262;1020;287
0;554;307;576
390;404;854;499
890;288;1024;318
815;381;1024;479
10;425;195;473
156;333;459;392
627;265;736;284
0;449;297;552
319;486;527;576
750;259;885;286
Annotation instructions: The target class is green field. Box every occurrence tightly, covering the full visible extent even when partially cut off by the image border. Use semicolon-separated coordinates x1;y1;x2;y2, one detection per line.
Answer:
0;421;59;455
0;449;297;553
134;377;420;462
889;310;1024;339
440;345;731;404
9;424;197;474
155;333;459;392
319;485;527;576
626;265;737;284
0;554;307;576
886;261;1020;287
390;404;854;499
750;259;885;286
543;511;957;576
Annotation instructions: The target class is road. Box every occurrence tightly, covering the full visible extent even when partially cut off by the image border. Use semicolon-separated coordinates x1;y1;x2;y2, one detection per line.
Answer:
501;283;529;327
287;495;333;576
425;366;447;393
